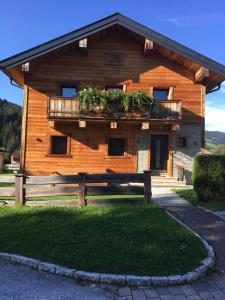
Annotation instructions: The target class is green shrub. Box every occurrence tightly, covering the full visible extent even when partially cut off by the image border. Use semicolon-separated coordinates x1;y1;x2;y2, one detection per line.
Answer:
193;155;225;202
78;87;154;112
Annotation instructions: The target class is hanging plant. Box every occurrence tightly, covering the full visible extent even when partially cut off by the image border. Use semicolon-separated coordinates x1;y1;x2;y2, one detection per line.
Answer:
78;87;154;113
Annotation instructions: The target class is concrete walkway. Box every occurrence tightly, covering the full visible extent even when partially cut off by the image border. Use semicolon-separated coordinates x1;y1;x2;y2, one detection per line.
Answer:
0;260;114;300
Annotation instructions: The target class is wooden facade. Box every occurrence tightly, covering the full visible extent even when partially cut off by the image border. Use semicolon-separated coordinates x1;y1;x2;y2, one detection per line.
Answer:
1;14;225;177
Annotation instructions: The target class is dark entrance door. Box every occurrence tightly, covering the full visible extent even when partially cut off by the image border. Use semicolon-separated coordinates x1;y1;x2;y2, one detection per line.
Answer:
150;135;168;171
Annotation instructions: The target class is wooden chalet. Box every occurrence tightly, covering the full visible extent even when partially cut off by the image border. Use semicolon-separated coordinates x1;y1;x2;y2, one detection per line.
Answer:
1;13;225;180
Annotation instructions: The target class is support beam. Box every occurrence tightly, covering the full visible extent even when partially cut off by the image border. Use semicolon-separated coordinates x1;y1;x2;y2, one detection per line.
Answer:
48;120;55;128
79;38;87;48
144;39;153;54
110;122;117;129
195;67;209;82
22;62;29;72
79;120;86;128
141;122;150;130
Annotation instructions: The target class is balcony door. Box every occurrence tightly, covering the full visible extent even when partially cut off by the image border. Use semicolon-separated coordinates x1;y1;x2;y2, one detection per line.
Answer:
150;135;168;171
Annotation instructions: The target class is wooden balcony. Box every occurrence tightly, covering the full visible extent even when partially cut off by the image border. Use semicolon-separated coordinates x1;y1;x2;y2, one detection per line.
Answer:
48;97;182;122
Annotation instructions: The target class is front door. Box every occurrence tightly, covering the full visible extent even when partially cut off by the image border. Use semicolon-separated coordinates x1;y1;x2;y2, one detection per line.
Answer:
150;135;168;171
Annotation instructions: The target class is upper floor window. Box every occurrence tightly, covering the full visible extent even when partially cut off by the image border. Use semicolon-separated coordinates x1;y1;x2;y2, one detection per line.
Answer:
51;136;68;155
153;88;169;100
105;86;123;92
61;86;77;97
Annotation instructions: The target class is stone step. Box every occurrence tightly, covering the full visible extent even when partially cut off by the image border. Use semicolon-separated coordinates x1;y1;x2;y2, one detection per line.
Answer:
152;182;187;187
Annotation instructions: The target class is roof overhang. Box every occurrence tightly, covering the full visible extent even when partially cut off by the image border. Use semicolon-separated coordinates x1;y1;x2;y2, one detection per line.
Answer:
1;13;225;92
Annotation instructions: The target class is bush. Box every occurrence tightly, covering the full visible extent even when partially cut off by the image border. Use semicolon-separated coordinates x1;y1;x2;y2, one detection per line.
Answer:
193;155;225;202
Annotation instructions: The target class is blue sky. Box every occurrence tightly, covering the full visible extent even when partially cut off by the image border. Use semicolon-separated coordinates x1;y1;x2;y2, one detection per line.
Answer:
0;0;225;131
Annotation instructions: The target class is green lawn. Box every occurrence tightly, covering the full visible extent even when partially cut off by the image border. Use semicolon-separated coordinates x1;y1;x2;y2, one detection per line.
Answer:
0;205;206;276
0;194;143;202
173;189;225;211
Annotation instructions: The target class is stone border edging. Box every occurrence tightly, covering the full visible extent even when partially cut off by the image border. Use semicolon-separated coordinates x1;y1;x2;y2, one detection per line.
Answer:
0;213;215;287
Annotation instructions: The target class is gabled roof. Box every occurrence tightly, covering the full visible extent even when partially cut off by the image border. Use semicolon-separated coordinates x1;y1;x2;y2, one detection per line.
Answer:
1;13;225;77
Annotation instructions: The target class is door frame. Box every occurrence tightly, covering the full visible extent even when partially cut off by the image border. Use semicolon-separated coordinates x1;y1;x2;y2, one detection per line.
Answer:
149;132;173;176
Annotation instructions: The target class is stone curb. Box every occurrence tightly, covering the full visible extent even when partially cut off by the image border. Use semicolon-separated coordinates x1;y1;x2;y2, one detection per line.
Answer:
0;213;215;287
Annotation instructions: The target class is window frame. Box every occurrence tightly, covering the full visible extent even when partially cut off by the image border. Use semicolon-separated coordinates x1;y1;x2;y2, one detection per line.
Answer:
107;137;127;157
177;137;187;148
153;88;170;101
60;86;78;98
47;135;72;157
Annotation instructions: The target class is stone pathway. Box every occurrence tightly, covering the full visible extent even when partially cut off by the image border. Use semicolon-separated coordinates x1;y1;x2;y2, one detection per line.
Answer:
115;188;225;299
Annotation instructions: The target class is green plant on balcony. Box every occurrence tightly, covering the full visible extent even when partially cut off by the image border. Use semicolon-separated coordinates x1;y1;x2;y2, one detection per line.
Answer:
78;87;154;113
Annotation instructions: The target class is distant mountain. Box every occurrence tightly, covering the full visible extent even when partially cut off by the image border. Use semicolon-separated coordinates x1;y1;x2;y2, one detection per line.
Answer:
205;130;225;145
0;99;22;161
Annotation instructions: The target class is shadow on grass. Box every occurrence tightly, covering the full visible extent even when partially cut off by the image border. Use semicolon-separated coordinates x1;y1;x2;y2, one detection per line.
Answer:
0;205;206;276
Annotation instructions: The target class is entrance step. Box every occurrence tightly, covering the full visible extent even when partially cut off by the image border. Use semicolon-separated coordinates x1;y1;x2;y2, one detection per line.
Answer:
152;176;187;187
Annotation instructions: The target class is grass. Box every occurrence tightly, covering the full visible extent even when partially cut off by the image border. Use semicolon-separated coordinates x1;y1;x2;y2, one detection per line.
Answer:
0;205;206;276
0;194;143;201
173;189;225;211
0;173;15;176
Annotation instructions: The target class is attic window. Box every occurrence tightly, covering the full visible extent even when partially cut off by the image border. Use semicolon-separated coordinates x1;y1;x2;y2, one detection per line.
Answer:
153;88;169;100
61;86;77;97
105;52;125;65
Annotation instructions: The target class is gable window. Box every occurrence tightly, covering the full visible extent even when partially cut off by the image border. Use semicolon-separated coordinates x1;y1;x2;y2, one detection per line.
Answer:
108;138;125;156
51;136;68;154
61;86;77;97
178;137;187;148
105;86;123;92
153;88;169;100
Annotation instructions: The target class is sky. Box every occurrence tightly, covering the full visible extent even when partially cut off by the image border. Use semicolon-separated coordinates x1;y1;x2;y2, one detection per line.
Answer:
0;0;225;132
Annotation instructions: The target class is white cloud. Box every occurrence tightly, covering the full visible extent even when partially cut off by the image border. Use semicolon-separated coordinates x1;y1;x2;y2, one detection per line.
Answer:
205;105;225;132
220;81;225;94
158;13;225;27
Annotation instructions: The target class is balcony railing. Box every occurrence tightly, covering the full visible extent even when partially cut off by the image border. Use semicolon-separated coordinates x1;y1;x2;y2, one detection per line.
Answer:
48;97;182;121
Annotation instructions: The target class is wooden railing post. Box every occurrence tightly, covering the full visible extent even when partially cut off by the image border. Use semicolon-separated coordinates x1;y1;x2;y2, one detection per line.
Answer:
15;174;26;205
78;172;87;206
143;171;151;204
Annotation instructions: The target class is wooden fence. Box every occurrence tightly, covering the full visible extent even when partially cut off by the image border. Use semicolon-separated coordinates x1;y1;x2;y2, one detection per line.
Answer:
0;171;151;206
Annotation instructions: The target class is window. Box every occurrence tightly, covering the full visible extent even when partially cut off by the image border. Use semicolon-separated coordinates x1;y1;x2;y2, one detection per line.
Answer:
178;137;187;148
108;138;125;156
153;88;169;100
105;86;123;92
61;86;77;97
51;136;68;154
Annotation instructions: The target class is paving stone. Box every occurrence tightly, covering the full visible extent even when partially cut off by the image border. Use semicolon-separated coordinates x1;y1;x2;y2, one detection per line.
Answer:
173;296;187;300
132;289;147;300
144;288;158;298
168;286;183;295
119;296;133;300
159;295;174;300
197;291;214;299
180;285;197;296
156;287;170;295
211;291;225;300
186;296;201;300
119;287;132;297
214;280;225;289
